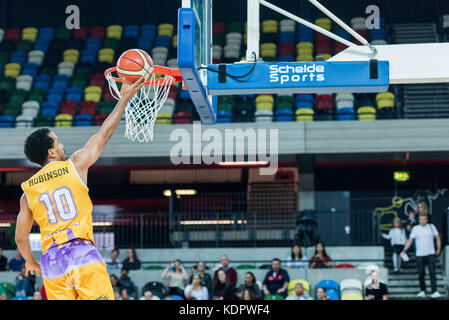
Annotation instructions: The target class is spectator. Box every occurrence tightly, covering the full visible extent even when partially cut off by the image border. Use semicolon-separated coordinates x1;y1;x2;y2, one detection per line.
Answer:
104;248;122;275
0;247;8;271
406;207;418;235
286;244;308;269
417;199;430;216
381;218;407;273
190;261;212;294
309;242;332;268
140;290;160;300
40;285;47;300
185;273;209;300
213;255;237;287
9;249;26;272
110;274;129;300
316;287;327;300
119;267;137;299
235;272;262;300
365;270;388;300
286;283;312;300
401;213;442;298
161;259;189;296
242;288;255;300
122;248;141;270
165;295;173;300
0;284;6;300
15;263;34;297
212;269;236;300
33;290;43;300
262;258;290;298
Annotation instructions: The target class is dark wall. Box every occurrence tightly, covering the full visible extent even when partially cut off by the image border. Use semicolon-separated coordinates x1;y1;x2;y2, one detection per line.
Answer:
0;0;442;29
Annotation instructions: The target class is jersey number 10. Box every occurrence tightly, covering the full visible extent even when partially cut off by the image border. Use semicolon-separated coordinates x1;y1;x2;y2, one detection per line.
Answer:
39;186;78;224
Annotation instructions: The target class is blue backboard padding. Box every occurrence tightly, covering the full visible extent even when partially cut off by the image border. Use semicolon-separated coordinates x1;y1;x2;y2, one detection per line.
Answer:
207;61;389;95
178;8;216;124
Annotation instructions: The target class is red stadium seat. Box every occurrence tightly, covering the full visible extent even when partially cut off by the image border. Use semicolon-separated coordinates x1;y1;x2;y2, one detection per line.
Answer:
5;27;21;42
94;113;108;125
73;26;88;40
336;263;355;269
90;25;106;38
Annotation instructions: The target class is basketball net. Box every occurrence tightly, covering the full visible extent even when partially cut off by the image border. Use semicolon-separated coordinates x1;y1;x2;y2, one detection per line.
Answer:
105;71;174;142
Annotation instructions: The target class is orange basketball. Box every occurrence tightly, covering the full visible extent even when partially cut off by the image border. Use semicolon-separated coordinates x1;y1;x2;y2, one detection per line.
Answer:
116;49;154;84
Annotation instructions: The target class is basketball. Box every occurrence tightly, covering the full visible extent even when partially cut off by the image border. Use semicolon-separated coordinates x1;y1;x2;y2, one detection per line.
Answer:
116;49;154;83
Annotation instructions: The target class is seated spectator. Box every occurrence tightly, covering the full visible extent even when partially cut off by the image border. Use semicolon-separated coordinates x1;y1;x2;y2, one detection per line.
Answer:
286;283;312;300
119;267;137;299
15;263;34;297
309;242;332;268
165;295;173;300
213;255;237;287
365;270;388;300
33;290;43;300
140;290;160;300
122;248;141;270
213;269;236;300
262;258;290;298
235;272;262;300
0;247;8;271
190;261;212;294
9;249;26;272
185;273;209;300
0;281;7;300
161;259;189;296
242;288;255;300
110;274;129;300
104;248;122;275
286;244;309;269
316;287;327;300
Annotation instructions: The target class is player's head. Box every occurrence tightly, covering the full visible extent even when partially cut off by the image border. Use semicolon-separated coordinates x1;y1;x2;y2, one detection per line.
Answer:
24;128;66;166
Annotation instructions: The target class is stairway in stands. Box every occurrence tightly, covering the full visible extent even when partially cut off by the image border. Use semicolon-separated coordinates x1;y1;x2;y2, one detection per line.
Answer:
392;22;449;119
384;249;447;299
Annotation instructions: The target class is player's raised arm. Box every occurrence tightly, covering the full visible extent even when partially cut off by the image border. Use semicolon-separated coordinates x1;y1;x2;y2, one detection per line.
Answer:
15;194;41;277
70;78;145;172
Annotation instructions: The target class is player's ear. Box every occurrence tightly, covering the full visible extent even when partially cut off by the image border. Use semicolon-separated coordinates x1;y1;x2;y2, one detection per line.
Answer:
48;146;57;159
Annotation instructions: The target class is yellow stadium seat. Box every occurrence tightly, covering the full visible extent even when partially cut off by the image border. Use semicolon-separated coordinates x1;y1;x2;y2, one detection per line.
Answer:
376;92;395;102
260;43;277;51
5;63;21;71
158;23;174;37
377;99;395;109
261;50;277;58
64;49;79;57
297;48;314;56
98;55;114;64
4;68;20;78
357;106;376;120
99;48;114;56
157;112;173;119
55;114;73;127
341;294;363;300
84;86;102;95
262;20;278;33
84;92;101;103
107;31;122;40
296;55;314;62
255;95;274;104
256;102;274;111
296;42;314;50
172;35;178;48
107;25;123;33
288;279;310;296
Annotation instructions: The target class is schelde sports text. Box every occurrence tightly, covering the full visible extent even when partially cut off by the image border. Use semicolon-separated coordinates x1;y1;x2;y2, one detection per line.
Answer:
269;63;325;84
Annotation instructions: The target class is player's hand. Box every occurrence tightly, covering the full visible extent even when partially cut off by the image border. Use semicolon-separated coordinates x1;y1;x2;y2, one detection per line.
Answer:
120;77;145;101
25;260;42;277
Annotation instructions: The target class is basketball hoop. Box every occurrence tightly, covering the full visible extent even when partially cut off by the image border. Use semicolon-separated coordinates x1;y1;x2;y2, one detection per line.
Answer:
104;65;183;142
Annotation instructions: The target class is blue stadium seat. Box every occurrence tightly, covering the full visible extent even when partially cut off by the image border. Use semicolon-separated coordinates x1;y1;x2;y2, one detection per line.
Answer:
74;114;93;126
124;25;140;39
0;115;15;128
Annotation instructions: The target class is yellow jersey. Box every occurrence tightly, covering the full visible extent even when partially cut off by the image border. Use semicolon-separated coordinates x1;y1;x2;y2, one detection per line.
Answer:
21;160;94;254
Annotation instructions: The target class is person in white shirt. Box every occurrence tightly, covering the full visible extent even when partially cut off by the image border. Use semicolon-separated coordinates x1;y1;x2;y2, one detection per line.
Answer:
285;283;312;300
286;244;309;269
184;273;209;300
381;218;407;273
401;213;442;299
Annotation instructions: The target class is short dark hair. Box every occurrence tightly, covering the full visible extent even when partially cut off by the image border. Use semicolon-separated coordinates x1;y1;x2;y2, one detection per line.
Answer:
272;258;281;264
24;128;54;166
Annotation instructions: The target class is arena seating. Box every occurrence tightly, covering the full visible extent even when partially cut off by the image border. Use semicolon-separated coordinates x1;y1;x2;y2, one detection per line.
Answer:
0;16;398;128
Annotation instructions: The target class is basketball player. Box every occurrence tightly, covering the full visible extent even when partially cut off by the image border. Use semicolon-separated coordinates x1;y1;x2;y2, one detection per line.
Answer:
15;77;145;300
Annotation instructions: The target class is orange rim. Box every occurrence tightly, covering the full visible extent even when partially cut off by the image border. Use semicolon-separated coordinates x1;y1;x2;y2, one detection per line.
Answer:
104;66;183;86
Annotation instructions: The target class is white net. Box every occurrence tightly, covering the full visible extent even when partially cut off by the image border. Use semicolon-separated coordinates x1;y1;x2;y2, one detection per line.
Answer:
105;71;174;142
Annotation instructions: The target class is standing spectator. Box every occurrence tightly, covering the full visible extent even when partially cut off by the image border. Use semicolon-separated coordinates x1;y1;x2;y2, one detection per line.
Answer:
286;283;312;300
316;287;327;300
110;274;129;300
161;259;189;296
140;291;160;300
406;207;418;235
309;242;332;268
213;269;236;300
33;290;43;300
262;258;290;298
242;288;255;300
15;263;34;297
190;261;212;294
0;247;8;271
185;273;209;300
213;255;237;287
119;267;137;299
286;244;309;269
122;248;141;270
9;249;26;272
104;248;122;275
401;213;442;298
235;272;262;300
381;218;407;273
417;199;430;216
365;270;388;300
